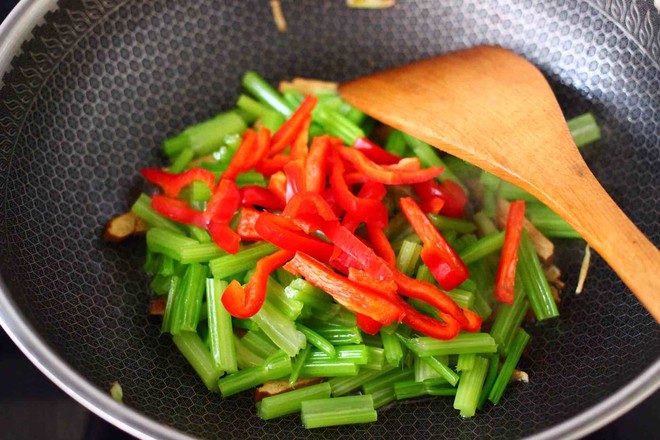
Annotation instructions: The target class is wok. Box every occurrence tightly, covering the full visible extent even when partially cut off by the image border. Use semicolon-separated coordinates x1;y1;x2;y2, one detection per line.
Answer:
0;1;658;439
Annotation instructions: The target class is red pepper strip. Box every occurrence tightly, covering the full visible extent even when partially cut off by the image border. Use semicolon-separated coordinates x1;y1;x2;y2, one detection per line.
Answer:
348;267;398;297
328;247;352;274
495;200;526;305
385;157;421;171
343;172;369;185
321;188;346;218
222;249;295;318
400;302;461;340
240;185;285;211
342;181;388;233
282;191;338;233
366;225;397;267
336;147;443;185
392;269;469;329
141;167;216;198
284;159;307;202
330;158;388;228
254;212;334;262
461;308;483;332
267;171;287;206
242;127;271;171
208;221;240;254
256;153;290;177
399;197;469;291
305;135;331;194
320;220;393;281
419;197;446;215
284;252;404;325
290;117;311;160
353;137;401;165
356;313;383;335
270;96;318;155
205;179;241;223
151;195;207;228
414;179;466;218
224;129;258;180
236;207;262;241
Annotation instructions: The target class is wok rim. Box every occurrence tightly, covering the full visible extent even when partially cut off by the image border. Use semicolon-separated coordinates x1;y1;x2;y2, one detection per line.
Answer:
0;1;658;439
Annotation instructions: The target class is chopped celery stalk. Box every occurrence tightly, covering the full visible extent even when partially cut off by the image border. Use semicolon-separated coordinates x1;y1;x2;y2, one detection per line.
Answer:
187;180;212;202
169;147;194;173
325;309;357;328
296;323;336;358
252;299;306;357
479;171;501;190
209;242;278;279
276;268;297;287
525;203;580;238
478;353;500;409
284;278;333;310
421;355;460;386
300;360;360;378
400;333;497;357
283;89;305;107
188;225;212;243
310;324;362;346
234;108;257;125
519;231;559;321
489;329;531;405
568;112;601;147
362;367;414;394
385;130;406;157
395;379;456;400
415;265;435;284
454;234;478;253
150;274;172;295
364;347;386;370
132;194;185;233
457;353;477;372
469;258;496;308
407;298;440;319
328;366;396;396
312;107;365;145
443;155;481;181
218;352;292;397
459;231;505;265
179;242;226;264
161;276;181;334
371;385;397;409
361;332;384;347
189;112;248;157
470;281;493;320
396;239;422;276
483;187;497;217
266;277;303;321
428;214;477;234
454;355;489;417
289;345;311;385
242;71;293;117
402;133;466;191
235;170;266;187
232;317;259;331
241;331;279;358
447;289;475;310
257;382;332;420
308;345;368;364
206;279;237;373
301;395;377;429
162;133;188;158
146;227;198;261
490;283;529;356
233;335;265;370
143;251;160;274
236;94;274;118
172;263;207;334
414;355;443;382
261;111;285;132
498;181;538;202
384;212;412;241
381;330;404;367
173;331;220;391
473;211;498;236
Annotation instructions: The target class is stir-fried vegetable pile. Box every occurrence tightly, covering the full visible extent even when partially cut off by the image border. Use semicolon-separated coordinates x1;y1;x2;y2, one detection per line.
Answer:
108;72;600;427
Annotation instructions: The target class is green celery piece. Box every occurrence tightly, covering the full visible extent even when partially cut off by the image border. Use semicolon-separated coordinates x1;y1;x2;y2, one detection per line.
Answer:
132;194;185;233
301;395;377;429
454;355;489;417
173;331;221;391
206;278;237;373
257;382;331;420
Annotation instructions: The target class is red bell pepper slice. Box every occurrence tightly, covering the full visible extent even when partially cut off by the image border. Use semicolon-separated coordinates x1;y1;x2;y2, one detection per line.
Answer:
353;137;401;165
224;129;258;180
236;207;262;241
348;267;397;297
240;185;285;211
366;225;396;267
461;308;483;333
221;249;295;318
495;200;526;305
355;313;383;335
270;96;318;154
284;252;403;325
256;153;290;176
151;195;207;228
330;158;388;228
205;179;240;223
414;179;467;218
141;167;215;198
420;197;446;215
254;212;334;262
208;221;240;254
290;117;311;160
399;197;469;291
341;181;388;233
342;172;369;185
284;159;307;202
267;171;287;206
282;191;338;233
242;127;271;171
305;135;331;194
399;302;461;340
336;147;443;184
321;188;346;218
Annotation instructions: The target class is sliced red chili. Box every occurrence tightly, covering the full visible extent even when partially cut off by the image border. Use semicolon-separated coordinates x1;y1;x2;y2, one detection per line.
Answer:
224;129;258;180
270;96;318;154
366;225;396;267
240;185;285;211
208;221;240;254
236;207;262;241
353;137;401;165
400;302;461;340
151;195;207;228
256;153;290;176
254;212;334;262
283;159;306;202
356;313;383;335
141;167;215;198
414;179;466;218
290;117;311;160
495;200;526;305
341;181;388;233
205;179;240;223
305;135;331;194
348;267;397;297
267;171;287;206
282;191;338;233
242;127;271;171
330;158;387;228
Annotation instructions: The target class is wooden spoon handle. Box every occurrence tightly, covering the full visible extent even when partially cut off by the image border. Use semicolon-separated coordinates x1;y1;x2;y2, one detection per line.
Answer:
538;159;660;322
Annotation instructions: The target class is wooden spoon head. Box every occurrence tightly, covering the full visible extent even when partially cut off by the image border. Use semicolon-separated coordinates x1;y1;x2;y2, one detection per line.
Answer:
339;46;580;200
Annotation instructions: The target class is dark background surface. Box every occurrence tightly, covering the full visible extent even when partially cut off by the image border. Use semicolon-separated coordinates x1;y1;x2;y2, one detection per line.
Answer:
0;1;656;439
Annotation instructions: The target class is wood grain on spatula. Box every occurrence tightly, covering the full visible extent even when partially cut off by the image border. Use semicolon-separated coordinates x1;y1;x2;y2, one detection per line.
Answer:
340;45;660;322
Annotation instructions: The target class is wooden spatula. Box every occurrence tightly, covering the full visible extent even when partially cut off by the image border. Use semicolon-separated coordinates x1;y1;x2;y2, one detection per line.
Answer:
340;45;660;322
